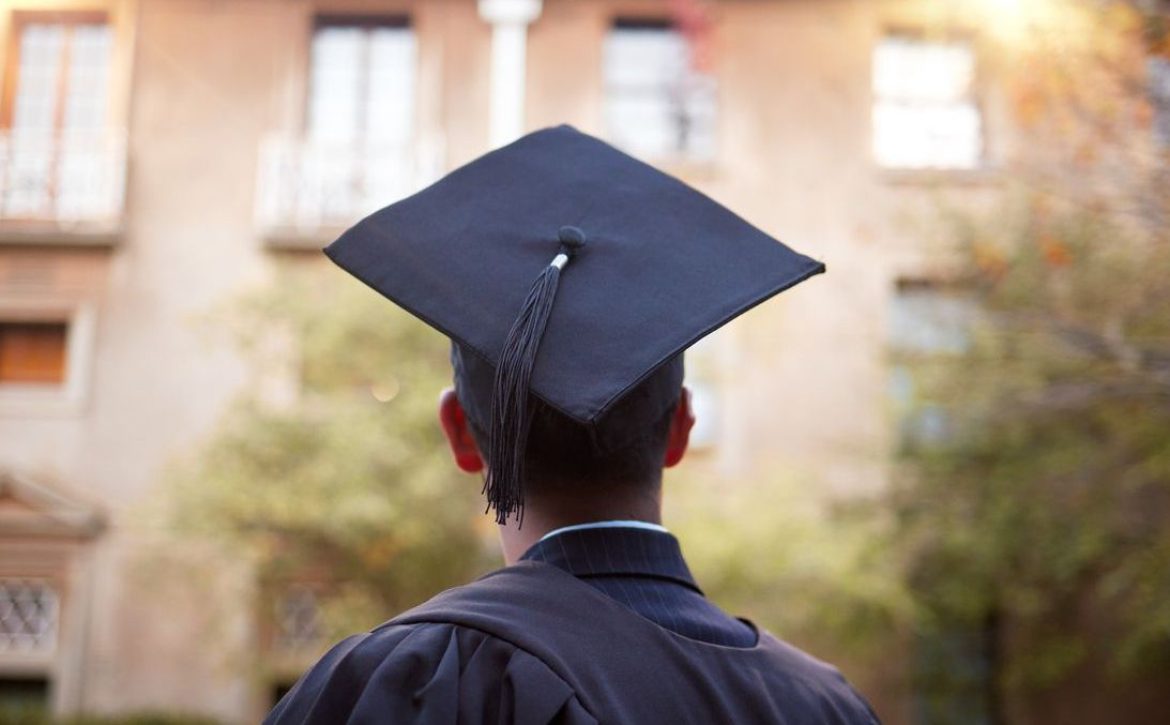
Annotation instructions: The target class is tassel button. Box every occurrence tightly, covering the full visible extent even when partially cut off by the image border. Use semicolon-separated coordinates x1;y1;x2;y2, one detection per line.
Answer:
558;226;587;254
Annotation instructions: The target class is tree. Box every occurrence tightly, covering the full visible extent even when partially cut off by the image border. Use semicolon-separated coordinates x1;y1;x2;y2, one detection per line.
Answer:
667;470;911;658
169;265;495;652
890;1;1170;721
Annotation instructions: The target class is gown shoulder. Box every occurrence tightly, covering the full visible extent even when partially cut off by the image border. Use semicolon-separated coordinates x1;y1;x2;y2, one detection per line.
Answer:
265;619;598;725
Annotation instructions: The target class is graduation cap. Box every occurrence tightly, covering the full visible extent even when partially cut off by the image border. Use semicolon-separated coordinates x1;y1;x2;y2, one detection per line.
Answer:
325;125;824;525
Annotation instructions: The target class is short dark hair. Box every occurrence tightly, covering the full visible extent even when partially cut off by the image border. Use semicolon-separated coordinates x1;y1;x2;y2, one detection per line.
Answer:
467;387;679;496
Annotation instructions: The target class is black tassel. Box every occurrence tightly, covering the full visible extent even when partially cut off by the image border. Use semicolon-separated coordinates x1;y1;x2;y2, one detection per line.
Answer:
485;227;586;525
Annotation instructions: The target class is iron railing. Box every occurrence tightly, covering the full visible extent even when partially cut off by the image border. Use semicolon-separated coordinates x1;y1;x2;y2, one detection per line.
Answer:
0;131;126;229
256;136;438;239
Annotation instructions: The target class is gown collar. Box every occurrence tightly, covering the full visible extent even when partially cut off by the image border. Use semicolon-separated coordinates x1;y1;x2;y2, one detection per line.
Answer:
520;523;702;594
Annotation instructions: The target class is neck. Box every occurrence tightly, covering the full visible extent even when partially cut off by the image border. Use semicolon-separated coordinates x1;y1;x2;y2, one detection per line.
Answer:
496;484;662;564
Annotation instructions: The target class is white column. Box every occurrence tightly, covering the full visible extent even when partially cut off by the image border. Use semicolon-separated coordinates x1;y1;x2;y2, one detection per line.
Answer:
478;0;543;148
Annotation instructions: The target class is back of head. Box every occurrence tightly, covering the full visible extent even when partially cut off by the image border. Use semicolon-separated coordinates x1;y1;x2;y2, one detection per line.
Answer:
453;343;683;497
516;384;678;495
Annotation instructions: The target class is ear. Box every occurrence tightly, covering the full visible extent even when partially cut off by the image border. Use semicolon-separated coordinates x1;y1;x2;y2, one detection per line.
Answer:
438;388;485;473
663;386;696;468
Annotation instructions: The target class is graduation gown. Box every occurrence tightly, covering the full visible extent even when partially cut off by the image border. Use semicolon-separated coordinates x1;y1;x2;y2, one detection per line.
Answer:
266;532;878;725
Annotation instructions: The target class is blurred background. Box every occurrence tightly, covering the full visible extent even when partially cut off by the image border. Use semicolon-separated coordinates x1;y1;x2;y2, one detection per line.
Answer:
0;0;1167;723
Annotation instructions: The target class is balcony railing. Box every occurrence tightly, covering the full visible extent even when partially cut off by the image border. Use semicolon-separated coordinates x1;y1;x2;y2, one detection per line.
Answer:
0;131;126;240
256;136;440;245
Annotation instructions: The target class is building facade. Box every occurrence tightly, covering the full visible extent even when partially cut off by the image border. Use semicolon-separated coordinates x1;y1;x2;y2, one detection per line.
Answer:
0;0;1163;722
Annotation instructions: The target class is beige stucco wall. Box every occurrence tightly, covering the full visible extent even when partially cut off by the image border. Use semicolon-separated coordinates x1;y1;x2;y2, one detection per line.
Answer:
0;0;979;719
1;0;490;719
6;0;1159;723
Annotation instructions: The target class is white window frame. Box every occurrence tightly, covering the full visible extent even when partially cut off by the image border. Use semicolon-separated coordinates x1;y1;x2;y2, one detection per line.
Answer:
872;33;983;171
0;12;125;232
602;19;717;163
256;14;431;242
305;15;417;148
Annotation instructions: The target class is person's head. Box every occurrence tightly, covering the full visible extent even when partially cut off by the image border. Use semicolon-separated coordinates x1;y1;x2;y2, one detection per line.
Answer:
438;367;695;525
325;125;824;548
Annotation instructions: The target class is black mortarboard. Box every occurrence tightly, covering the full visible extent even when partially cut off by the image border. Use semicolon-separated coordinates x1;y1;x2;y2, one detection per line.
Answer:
325;125;824;524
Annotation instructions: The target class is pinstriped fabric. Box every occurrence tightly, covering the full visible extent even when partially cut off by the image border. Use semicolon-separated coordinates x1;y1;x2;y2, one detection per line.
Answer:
520;527;757;648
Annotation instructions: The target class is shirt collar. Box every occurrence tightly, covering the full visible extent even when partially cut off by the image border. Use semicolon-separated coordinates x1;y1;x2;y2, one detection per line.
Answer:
539;519;670;542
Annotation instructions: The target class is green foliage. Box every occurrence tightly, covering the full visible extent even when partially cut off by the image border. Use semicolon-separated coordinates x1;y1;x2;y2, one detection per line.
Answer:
888;3;1170;707
170;265;494;640
667;471;911;658
0;712;222;725
892;196;1170;691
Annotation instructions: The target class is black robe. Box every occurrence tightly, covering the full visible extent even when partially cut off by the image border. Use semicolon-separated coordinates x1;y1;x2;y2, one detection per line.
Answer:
266;560;878;724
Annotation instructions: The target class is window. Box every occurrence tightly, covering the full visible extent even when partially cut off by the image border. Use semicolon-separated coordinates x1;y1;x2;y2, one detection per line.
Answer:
911;620;996;725
1149;56;1170;147
888;279;976;450
6;16;112;136
0;579;58;721
603;19;715;161
0;579;59;654
256;16;419;236
1;13;120;223
262;583;323;710
262;584;321;704
307;16;415;147
0;321;68;385
873;35;982;170
888;279;975;356
687;380;719;449
0;306;96;414
0;677;50;722
272;584;322;653
684;332;724;450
